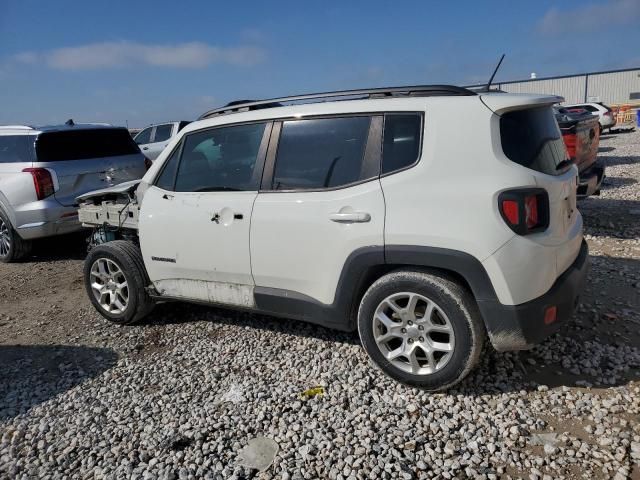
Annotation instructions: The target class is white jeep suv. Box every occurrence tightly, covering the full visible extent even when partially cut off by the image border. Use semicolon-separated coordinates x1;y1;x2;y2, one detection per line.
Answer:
78;85;588;390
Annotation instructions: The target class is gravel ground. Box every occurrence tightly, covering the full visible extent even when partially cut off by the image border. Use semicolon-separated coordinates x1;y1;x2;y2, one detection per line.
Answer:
1;130;639;480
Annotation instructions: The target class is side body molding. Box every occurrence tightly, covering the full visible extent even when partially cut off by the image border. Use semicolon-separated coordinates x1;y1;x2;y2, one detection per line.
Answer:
253;245;503;335
254;247;385;331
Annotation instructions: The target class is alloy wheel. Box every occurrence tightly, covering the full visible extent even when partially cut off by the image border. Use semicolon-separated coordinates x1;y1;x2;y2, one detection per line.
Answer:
0;218;10;258
372;292;455;375
89;258;129;314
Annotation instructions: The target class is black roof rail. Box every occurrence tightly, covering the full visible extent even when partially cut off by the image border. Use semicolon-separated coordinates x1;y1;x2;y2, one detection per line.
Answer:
198;84;476;120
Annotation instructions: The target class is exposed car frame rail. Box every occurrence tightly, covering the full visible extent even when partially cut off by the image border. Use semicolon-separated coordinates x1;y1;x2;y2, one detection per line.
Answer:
198;84;477;119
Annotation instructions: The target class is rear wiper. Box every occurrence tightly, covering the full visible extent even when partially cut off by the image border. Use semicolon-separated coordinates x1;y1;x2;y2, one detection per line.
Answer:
556;159;573;171
194;186;242;192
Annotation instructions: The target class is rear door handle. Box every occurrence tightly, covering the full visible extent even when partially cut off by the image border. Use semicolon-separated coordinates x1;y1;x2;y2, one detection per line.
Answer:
162;193;173;200
329;212;371;223
142;147;149;151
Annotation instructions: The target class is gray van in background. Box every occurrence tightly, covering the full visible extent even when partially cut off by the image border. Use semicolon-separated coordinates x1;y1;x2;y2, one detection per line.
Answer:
0;123;146;262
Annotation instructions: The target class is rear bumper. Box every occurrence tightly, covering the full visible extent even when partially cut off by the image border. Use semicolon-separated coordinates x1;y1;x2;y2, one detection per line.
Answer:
14;199;82;240
480;239;589;351
577;163;605;198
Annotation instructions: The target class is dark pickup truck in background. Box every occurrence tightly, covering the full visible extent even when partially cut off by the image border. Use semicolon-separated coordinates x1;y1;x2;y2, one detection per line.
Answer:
554;106;605;198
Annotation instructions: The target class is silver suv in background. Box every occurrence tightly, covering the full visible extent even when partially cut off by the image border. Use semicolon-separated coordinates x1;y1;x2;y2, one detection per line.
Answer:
0;123;146;262
134;121;191;162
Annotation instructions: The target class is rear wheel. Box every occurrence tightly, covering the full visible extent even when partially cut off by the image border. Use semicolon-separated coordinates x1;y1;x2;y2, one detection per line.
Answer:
84;240;154;324
358;270;485;391
0;210;32;263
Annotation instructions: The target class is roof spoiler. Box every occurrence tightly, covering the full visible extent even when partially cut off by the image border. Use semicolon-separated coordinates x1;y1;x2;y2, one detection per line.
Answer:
480;94;565;115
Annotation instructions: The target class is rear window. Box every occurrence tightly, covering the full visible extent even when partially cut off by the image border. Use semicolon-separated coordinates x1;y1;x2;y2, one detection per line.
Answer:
0;135;34;163
35;128;140;162
500;107;569;176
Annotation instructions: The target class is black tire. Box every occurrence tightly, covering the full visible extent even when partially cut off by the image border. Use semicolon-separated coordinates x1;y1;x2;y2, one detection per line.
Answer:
0;209;32;263
84;240;154;324
357;269;485;391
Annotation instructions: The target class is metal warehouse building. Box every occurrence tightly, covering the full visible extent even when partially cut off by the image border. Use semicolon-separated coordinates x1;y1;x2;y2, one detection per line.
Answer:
473;67;640;105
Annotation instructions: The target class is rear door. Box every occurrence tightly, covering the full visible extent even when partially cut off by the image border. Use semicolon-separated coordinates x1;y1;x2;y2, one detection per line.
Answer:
0;134;38;211
144;123;174;160
33;128;146;206
139;121;271;306
250;115;385;305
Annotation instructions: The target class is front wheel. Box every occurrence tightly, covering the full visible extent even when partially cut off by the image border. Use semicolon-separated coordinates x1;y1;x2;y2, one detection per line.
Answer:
357;270;485;391
84;241;154;324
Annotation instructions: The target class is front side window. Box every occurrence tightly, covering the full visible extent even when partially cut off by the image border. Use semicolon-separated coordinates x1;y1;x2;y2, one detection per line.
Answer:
382;114;422;174
272;116;371;190
0;135;34;163
173;123;266;192
153;124;173;143
500;107;569;176
155;144;182;191
134;127;152;145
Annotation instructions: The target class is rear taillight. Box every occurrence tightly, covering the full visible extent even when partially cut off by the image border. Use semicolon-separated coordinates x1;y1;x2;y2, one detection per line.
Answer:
22;168;55;200
498;188;549;235
144;157;153;170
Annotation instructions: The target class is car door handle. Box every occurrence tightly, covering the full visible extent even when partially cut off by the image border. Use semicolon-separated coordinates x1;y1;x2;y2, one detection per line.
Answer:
329;212;371;223
162;193;173;200
142;147;149;150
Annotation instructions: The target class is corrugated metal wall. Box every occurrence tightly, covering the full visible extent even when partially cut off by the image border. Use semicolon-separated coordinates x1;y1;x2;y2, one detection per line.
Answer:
586;70;640;104
498;77;586;103
487;69;640;105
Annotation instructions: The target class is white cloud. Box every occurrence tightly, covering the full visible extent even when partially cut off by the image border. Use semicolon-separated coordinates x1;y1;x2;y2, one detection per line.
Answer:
11;41;266;70
538;0;640;34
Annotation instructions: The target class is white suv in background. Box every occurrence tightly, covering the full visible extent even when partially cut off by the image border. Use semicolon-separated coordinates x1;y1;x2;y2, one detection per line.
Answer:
563;102;616;133
134;121;191;162
78;85;588;390
0;124;146;262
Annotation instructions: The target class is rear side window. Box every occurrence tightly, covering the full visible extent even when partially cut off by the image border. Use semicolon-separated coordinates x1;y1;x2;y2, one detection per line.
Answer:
272;116;371;190
35;129;140;162
382;114;422;174
154;124;173;143
500;107;569;176
173;123;266;192
0;135;34;163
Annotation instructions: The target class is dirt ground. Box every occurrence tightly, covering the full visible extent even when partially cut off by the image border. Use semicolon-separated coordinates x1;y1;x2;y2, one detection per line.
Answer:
1;130;639;479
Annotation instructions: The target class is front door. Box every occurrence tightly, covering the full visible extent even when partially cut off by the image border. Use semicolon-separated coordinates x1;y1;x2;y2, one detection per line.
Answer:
139;121;271;307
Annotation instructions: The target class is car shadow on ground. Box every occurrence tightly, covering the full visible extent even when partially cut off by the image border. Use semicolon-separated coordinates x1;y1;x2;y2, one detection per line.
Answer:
453;253;640;394
598;176;638;190
580;198;640;240
141;301;362;346
0;345;118;421
598;146;616;153
19;232;89;263
597;153;639;167
138;253;639;395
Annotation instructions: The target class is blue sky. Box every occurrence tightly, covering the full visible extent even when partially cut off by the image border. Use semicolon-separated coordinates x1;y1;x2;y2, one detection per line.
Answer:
1;0;639;127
